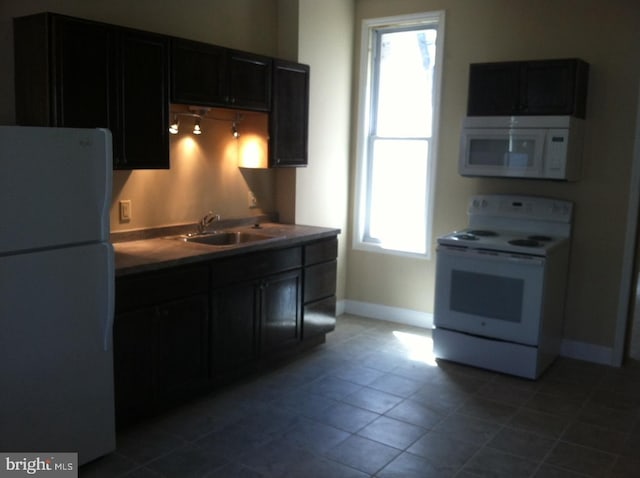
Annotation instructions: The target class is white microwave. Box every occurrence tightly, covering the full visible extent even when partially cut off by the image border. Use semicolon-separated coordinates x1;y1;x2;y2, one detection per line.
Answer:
459;116;584;180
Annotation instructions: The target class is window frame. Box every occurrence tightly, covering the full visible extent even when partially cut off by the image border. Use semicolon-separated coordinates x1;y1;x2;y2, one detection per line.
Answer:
353;11;445;259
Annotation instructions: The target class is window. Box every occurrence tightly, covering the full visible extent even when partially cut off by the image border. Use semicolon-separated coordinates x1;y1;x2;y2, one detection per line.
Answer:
354;12;444;257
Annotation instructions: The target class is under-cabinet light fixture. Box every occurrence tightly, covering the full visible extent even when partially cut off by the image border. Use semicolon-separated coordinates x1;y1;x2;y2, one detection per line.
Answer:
192;118;202;135
168;108;244;137
169;115;179;134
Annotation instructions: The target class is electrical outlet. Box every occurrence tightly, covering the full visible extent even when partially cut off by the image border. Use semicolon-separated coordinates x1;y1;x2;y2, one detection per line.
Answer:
119;200;132;222
248;191;258;208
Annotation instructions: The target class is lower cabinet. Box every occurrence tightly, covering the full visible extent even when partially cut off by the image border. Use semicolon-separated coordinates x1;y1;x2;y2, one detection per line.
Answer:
303;238;338;340
114;238;335;426
210;248;303;381
261;270;302;355
114;265;209;426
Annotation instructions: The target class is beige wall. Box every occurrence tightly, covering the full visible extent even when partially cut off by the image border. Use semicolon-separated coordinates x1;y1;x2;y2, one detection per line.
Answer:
296;0;354;302
349;0;640;352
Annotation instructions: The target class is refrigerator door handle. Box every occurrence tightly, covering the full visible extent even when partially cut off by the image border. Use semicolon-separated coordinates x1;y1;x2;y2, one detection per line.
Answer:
104;243;115;352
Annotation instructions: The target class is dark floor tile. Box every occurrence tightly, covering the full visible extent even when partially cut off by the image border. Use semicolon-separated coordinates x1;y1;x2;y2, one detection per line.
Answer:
432;412;501;445
462;447;538;477
544;441;616;477
376;451;455;477
486;426;556;461
609;454;640;478
509;407;571;439
304;375;363;400
341;386;404;414
577;400;638;433
524;391;587;419
329;363;386;386
357;415;426;449
324;434;400;474
457;396;518;424
80;452;138;478
234;438;318;477
311;401;379;432
368;372;424;397
205;462;265;478
561;421;627;454
279;417;350;454
533;464;592;477
406;430;479;472
475;380;537;407
144;443;228;477
281;455;369;478
116;425;186;466
274;388;338;419
384;398;446;430
121;467;164;477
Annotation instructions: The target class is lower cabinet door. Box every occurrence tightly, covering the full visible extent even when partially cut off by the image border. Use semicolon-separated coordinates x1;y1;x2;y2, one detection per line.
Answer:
261;269;302;354
113;294;209;425
211;280;259;377
113;307;156;425
155;294;210;402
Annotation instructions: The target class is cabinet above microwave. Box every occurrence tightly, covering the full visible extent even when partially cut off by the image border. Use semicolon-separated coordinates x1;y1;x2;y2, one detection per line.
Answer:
467;59;589;118
459;116;584;181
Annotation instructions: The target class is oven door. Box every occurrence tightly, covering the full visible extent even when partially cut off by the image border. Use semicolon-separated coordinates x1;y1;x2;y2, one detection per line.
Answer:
434;246;545;346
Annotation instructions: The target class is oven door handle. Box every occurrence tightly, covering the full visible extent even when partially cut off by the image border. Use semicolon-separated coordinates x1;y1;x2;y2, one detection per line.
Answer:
437;246;545;266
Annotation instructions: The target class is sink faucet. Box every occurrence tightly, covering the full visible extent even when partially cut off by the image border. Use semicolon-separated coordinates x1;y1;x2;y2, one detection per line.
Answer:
197;211;221;234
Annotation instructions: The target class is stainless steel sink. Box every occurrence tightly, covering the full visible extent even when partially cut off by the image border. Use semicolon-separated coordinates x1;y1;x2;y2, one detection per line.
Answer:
174;231;274;246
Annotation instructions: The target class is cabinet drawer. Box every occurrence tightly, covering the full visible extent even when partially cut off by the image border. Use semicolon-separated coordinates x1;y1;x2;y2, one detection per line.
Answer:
211;247;302;286
116;264;209;312
304;237;338;265
303;296;336;340
304;260;337;303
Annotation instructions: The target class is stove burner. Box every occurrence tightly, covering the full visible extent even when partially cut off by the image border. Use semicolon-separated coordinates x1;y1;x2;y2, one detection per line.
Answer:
509;238;542;248
528;235;552;242
453;233;479;241
466;229;498;237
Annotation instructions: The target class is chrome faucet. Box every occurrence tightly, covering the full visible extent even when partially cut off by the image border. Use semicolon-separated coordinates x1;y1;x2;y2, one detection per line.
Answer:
197;211;221;234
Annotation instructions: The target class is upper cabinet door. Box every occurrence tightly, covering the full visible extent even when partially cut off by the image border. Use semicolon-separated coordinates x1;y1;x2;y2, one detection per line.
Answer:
171;39;228;106
522;60;588;117
269;60;310;167
14;13;114;129
115;29;170;169
467;62;520;116
228;51;272;111
52;17;114;129
171;40;271;111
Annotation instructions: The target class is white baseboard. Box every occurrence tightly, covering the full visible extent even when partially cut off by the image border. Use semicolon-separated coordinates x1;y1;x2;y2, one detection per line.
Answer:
560;338;614;366
341;299;433;329
337;299;615;366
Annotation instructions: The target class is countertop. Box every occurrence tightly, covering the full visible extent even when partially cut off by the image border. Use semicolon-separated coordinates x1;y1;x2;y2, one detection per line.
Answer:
113;223;340;277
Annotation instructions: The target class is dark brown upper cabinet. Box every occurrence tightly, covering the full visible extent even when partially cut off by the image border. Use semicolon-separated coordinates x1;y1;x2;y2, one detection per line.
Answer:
115;29;170;169
269;60;310;167
467;58;589;118
13;13;170;169
14;14;114;130
171;38;271;112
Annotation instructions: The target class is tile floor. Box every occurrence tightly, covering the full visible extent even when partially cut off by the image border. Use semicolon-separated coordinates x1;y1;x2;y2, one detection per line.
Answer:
82;315;640;477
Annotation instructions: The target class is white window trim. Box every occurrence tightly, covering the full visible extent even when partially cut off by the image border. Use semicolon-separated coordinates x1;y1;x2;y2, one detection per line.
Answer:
353;11;445;260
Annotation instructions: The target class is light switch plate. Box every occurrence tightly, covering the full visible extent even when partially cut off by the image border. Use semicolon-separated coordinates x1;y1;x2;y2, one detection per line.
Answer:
119;200;132;221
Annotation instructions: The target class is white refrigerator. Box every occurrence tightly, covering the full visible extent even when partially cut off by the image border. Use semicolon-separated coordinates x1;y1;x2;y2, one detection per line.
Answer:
0;126;116;465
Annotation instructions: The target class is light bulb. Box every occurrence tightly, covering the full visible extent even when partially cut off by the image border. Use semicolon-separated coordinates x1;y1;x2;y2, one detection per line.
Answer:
193;118;202;135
